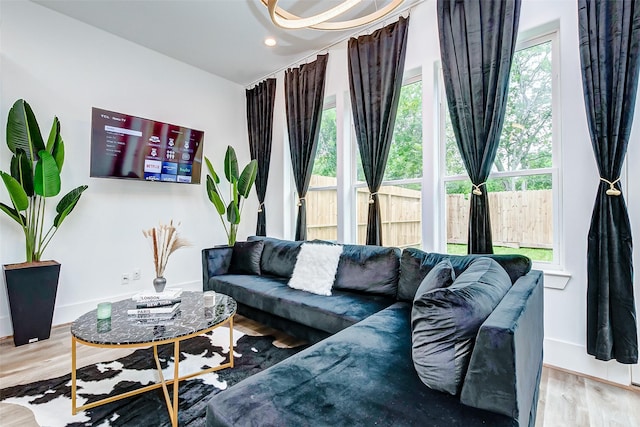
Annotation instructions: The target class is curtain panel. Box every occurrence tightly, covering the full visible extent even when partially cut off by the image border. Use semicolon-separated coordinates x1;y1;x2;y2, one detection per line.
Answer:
285;54;329;241
348;16;410;246
246;78;277;236
578;0;639;364
437;0;521;254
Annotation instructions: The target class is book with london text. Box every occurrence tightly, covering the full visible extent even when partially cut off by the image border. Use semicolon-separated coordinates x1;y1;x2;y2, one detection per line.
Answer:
127;302;180;316
128;311;178;320
133;317;177;326
132;288;182;302
136;298;182;308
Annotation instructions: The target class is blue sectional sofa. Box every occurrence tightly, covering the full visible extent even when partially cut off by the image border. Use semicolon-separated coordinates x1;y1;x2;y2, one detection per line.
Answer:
202;237;544;427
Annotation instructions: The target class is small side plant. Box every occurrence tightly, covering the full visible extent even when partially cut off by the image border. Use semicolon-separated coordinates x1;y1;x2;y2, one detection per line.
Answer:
205;146;257;246
0;99;88;263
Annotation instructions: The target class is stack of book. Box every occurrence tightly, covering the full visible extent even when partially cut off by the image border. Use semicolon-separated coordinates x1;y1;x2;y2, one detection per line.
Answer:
129;288;182;325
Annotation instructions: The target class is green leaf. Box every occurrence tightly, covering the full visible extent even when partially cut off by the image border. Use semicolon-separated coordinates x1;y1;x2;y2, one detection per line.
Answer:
206;175;225;215
0;202;26;225
0;171;29;211
34;150;61;197
238;159;258;198
46;117;65;171
53;139;65;172
6;99;45;161
53;185;88;227
10;149;34;197
226;200;240;224
224;146;239;182
205;156;219;184
232;179;238;205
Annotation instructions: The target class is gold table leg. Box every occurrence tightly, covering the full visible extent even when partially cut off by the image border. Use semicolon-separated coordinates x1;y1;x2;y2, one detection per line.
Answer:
71;335;77;415
70;315;236;424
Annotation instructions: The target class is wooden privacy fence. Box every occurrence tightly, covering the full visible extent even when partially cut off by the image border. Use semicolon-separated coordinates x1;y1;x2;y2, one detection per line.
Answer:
447;190;553;249
305;177;421;248
305;175;553;249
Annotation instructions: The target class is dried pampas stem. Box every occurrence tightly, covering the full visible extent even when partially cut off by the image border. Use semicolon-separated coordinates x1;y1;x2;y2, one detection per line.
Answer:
143;220;191;278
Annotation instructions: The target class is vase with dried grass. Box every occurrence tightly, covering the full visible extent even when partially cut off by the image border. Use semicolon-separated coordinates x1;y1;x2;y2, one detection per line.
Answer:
142;220;190;292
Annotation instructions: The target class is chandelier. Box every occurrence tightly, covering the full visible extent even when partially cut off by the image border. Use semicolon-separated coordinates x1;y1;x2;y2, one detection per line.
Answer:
261;0;405;31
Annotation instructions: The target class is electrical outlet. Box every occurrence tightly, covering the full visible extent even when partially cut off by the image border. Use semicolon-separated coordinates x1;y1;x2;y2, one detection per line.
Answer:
121;273;130;285
133;268;141;281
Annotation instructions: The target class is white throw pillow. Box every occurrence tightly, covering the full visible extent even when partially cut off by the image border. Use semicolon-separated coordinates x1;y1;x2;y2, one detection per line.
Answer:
288;243;343;296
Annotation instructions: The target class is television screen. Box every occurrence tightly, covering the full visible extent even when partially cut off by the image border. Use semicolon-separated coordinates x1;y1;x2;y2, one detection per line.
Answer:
90;107;204;184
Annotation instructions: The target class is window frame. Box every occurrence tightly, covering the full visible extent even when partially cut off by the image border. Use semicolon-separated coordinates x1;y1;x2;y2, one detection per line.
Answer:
438;30;563;271
352;73;424;247
306;97;339;241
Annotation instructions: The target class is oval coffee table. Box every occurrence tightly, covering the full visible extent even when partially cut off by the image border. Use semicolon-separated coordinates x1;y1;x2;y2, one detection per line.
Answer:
70;291;236;426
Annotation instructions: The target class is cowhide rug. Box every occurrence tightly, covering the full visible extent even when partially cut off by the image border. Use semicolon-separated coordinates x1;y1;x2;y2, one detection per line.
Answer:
0;326;305;426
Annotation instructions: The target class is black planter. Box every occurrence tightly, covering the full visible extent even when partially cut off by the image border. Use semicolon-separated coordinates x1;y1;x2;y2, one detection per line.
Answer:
3;261;61;346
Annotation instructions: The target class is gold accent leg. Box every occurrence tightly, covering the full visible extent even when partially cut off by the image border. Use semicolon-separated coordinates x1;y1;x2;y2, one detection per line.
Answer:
229;316;234;368
71;335;77;415
70;311;236;420
153;345;177;426
172;341;180;426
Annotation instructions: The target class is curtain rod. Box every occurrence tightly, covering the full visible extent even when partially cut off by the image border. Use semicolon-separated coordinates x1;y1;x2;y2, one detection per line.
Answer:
245;0;425;89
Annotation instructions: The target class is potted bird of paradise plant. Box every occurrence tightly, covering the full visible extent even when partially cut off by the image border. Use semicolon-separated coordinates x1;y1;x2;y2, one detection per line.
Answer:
0;99;88;346
205;146;258;246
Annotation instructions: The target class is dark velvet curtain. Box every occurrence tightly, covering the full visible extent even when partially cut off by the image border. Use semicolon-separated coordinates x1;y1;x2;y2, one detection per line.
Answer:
437;0;521;254
246;78;276;236
578;0;639;364
285;54;329;241
348;17;409;246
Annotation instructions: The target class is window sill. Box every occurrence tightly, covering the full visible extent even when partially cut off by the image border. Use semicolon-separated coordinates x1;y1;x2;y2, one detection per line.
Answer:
542;270;571;290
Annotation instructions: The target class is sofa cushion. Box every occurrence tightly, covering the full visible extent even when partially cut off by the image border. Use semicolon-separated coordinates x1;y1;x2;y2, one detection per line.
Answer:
333;244;401;297
288;243;343;296
398;248;531;302
412;259;455;298
206;302;514;427
228;240;264;275
411;257;512;395
250;237;302;278
209;275;394;334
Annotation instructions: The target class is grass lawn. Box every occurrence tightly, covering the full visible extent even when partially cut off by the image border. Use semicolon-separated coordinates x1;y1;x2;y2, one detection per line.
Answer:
446;244;553;262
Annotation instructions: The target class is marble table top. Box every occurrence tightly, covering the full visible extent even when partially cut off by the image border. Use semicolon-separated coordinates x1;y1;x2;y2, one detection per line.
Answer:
71;291;237;345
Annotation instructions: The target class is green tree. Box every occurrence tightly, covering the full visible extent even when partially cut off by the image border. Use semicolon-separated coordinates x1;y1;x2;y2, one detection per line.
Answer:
445;40;553;193
313;107;337;178
385;80;423;181
354;80;424;186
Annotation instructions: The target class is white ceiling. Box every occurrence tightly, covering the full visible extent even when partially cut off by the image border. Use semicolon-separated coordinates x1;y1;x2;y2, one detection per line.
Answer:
34;0;419;87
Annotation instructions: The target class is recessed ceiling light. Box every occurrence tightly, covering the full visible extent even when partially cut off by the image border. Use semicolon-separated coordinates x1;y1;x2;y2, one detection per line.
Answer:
264;37;277;47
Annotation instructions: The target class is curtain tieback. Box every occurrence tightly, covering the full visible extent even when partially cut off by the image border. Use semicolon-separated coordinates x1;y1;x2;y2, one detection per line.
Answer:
368;192;379;204
472;182;486;196
257;202;265;213
297;197;306;207
600;177;622;196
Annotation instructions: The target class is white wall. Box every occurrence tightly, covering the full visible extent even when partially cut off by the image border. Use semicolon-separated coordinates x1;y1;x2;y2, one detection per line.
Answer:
0;1;255;336
264;0;639;384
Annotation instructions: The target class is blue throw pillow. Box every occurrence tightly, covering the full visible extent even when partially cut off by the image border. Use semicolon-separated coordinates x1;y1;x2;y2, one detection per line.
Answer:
229;240;264;275
412;259;455;300
411;257;511;395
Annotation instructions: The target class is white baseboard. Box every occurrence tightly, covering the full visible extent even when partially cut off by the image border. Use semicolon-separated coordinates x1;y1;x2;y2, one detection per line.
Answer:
544;337;632;385
0;280;201;341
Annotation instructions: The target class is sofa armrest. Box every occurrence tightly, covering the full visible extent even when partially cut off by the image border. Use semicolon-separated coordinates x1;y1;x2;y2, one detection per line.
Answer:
202;247;233;291
460;270;544;427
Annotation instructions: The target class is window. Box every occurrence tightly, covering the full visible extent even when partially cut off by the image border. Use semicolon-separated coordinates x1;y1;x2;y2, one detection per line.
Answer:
441;33;559;266
306;103;338;241
355;78;423;248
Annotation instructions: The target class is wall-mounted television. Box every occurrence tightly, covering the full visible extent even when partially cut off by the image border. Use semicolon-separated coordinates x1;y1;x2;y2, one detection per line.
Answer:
90;107;204;184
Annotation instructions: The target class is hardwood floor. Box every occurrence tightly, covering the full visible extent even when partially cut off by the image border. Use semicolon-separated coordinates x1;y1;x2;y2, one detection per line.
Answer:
1;318;638;427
